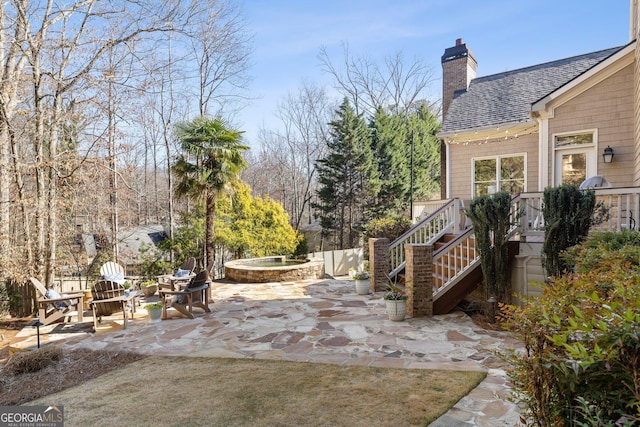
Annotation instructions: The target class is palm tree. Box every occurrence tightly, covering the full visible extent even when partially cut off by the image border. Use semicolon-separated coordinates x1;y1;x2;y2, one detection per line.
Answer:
173;116;248;272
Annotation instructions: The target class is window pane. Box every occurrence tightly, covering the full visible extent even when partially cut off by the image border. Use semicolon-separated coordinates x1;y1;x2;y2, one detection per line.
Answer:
475;182;497;196
501;156;525;180
474;158;497;196
500;156;525;195
556;133;593;147
474;159;496;182
501;179;525;194
562;153;587;185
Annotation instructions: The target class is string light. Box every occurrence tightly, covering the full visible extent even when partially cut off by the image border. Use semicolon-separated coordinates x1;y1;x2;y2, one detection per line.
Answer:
444;123;538;146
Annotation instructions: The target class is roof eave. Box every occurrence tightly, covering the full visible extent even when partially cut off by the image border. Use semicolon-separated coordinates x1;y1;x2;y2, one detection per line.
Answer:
438;120;536;143
531;41;635;112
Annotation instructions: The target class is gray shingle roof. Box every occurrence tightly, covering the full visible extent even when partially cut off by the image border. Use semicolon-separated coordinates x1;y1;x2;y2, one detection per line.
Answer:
441;46;624;134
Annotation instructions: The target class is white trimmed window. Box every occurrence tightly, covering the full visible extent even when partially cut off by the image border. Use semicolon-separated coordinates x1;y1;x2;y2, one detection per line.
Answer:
553;130;597;186
473;154;526;197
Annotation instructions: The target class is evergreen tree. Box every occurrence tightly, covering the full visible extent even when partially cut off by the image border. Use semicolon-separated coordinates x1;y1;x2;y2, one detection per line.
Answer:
368;107;409;217
465;191;515;305
161;182;300;264
314;98;373;249
408;102;441;203
542;184;599;278
367;102;441;220
216;182;300;258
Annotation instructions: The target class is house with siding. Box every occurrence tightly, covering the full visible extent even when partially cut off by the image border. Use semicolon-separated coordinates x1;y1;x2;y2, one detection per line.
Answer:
372;2;640;316
431;2;640;300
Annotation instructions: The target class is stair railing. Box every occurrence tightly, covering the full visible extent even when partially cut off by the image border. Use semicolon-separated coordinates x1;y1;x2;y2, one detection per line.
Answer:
432;227;478;298
388;199;463;279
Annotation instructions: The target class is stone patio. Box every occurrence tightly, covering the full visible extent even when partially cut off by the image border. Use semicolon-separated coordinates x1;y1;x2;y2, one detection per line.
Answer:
10;277;524;426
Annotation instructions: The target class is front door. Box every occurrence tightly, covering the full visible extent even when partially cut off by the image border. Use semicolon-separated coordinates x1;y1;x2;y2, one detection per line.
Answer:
554;147;596;186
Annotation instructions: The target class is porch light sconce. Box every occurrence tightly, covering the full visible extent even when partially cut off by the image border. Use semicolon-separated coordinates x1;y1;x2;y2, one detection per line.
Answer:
603;146;614;163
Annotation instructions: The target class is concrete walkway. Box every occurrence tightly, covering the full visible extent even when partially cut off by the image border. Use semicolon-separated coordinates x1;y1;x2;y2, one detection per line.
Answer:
11;277;523;426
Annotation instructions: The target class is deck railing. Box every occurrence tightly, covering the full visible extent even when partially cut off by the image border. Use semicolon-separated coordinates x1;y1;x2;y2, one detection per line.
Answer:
518;187;640;240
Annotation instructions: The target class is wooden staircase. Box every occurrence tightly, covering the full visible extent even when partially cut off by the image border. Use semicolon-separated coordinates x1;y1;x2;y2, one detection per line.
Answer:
431;233;520;314
384;198;520;316
432;233;482;315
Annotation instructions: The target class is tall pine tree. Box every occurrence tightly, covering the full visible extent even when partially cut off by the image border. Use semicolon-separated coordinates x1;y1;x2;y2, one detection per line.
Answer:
314;99;373;249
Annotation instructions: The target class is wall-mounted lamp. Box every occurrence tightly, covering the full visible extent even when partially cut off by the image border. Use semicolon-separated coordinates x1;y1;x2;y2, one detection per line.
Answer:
603;146;614;163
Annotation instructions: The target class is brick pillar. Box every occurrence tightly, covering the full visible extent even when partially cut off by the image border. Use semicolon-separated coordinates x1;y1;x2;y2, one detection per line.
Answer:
404;244;433;318
369;238;389;292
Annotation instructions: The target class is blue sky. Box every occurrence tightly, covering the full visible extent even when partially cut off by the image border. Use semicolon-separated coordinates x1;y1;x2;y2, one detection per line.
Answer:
239;1;630;146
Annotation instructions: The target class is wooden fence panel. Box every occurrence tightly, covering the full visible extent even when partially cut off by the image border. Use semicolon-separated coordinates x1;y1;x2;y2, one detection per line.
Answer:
3;280;35;317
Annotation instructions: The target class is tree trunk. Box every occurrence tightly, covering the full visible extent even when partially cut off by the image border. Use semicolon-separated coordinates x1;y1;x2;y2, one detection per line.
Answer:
0;125;10;276
9;129;33;268
44;94;63;286
205;191;216;272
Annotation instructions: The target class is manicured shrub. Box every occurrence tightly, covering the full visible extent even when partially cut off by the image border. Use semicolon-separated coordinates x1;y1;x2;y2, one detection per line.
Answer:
541;185;607;278
465;191;516;304
501;232;640;426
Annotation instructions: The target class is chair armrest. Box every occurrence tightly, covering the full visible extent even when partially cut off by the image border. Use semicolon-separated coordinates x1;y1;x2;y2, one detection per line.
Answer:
159;284;208;296
89;295;128;305
63;292;84;298
158;289;185;296
186;284;209;292
41;293;84;303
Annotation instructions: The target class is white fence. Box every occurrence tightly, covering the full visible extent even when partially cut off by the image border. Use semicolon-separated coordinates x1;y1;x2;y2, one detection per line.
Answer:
307;247;365;277
52;248;365;292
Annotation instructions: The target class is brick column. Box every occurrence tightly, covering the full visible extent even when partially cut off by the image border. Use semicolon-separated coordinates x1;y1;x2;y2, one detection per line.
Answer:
369;238;389;292
404;244;433;318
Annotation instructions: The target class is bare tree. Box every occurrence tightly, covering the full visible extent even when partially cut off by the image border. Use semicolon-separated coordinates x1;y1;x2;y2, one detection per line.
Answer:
186;0;253;117
248;82;331;230
0;0;253;290
0;0;188;284
318;42;437;117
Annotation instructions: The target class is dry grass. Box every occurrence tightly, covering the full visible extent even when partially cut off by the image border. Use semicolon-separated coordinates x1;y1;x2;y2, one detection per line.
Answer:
2;355;483;426
0;347;146;405
22;355;485;427
0;318;486;426
3;345;64;374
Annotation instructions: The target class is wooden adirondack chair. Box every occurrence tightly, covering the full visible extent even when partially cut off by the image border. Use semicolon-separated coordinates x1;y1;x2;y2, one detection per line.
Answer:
157;257;197;292
159;270;211;320
99;261;127;283
29;277;84;326
90;279;139;331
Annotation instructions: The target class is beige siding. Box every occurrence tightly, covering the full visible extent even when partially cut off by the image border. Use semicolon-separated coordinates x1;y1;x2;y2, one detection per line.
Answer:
548;64;635;186
447;132;539;199
635;36;640;184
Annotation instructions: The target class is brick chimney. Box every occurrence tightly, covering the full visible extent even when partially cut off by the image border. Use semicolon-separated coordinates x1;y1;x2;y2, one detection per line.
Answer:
441;38;477;118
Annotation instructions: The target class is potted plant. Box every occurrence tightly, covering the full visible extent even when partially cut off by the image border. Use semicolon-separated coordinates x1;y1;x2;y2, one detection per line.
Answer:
352;271;370;295
140;280;158;298
145;302;163;322
384;280;408;321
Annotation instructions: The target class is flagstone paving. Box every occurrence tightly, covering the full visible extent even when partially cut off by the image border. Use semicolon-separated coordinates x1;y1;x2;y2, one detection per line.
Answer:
11;277;523;426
